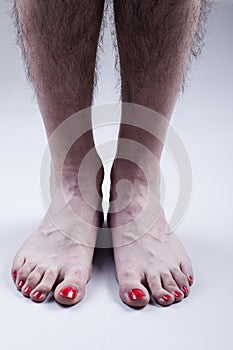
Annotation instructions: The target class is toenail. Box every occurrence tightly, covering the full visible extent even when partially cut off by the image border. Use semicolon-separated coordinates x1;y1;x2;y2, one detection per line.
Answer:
182;286;188;294
188;275;193;283
18;280;25;288
162;294;172;301
59;286;78;300
174;291;183;298
33;291;42;299
128;289;145;301
24;286;32;295
12;271;17;280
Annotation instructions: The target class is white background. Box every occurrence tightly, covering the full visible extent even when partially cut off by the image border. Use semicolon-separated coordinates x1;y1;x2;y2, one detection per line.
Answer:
0;1;233;349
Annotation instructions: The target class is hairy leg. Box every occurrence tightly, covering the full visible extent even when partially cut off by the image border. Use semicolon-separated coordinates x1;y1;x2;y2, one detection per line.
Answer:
11;0;105;305
109;0;210;307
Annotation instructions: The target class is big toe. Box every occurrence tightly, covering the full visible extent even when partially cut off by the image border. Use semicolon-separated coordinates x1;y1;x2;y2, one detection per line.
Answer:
54;269;87;306
119;281;150;308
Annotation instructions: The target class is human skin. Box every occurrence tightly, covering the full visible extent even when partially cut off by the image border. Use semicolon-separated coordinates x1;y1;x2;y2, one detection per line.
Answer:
11;0;210;307
108;0;204;307
11;0;105;305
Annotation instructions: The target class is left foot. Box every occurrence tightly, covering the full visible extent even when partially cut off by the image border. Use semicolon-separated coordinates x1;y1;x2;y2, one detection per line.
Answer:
108;159;194;308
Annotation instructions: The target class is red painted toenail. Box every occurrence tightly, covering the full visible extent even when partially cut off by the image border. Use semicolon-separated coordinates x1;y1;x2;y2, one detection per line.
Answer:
59;286;77;300
182;286;188;294
33;291;42;299
188;275;193;283
128;289;145;301
18;280;25;288
12;271;17;280
24;286;32;295
162;294;172;301
174;291;183;298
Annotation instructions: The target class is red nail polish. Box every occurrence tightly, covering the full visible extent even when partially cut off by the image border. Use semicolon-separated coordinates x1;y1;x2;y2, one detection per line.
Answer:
59;286;77;300
24;286;32;295
18;280;25;288
174;291;183;298
182;286;188;294
162;294;172;301
128;289;145;301
33;291;42;299
12;271;17;280
188;275;193;283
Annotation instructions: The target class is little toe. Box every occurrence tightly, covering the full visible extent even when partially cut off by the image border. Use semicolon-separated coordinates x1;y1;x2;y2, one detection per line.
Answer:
11;255;26;281
171;268;190;297
16;261;37;291
147;274;175;306
54;270;87;306
180;260;194;286
161;272;184;302
55;283;83;306
119;281;150;308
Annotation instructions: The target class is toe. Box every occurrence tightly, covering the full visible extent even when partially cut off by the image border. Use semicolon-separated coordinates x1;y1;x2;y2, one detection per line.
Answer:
54;268;87;306
21;265;45;299
119;281;150;308
161;272;184;302
117;267;149;308
171;267;190;297
180;260;194;286
147;273;175;306
16;261;37;291
11;255;25;281
25;269;58;302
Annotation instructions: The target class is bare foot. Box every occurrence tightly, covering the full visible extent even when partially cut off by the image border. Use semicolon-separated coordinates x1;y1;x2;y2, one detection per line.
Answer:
12;156;104;306
108;159;194;308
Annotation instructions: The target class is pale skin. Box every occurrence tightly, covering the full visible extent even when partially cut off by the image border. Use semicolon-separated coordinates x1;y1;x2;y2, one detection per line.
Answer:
11;0;208;307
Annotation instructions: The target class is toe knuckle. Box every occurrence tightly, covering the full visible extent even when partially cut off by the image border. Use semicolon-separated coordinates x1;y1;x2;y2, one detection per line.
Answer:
73;270;85;281
148;275;160;290
27;275;37;284
152;290;162;299
121;264;138;280
181;259;192;267
76;276;86;288
46;270;57;279
39;285;50;293
66;270;86;287
36;265;45;274
172;267;181;275
122;270;135;279
14;253;24;261
180;274;188;283
161;272;171;281
28;261;36;269
18;269;27;278
167;281;177;289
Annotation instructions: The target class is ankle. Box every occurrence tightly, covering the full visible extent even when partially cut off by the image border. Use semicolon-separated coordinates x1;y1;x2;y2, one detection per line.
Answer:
110;158;160;190
49;150;104;199
110;160;162;220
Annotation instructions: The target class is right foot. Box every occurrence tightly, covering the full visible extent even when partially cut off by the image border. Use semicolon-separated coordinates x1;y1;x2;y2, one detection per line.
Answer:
12;154;104;306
